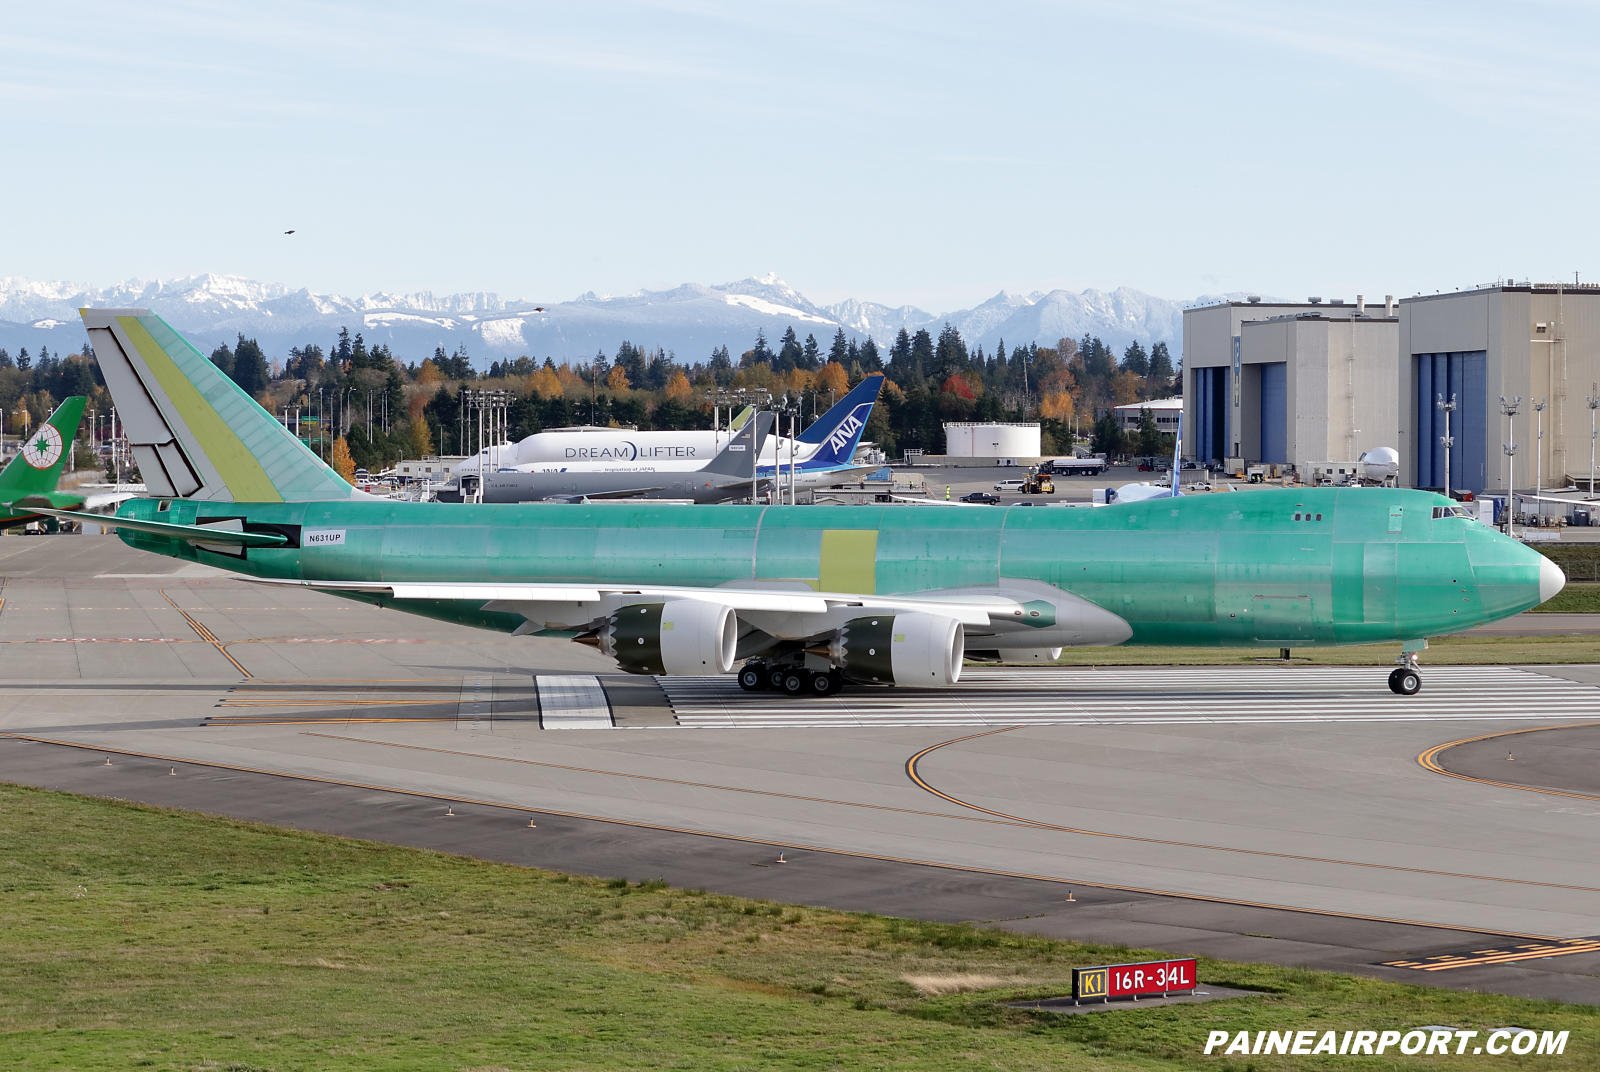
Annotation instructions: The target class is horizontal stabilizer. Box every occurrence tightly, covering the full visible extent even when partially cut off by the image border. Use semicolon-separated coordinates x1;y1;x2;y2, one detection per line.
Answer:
11;506;288;548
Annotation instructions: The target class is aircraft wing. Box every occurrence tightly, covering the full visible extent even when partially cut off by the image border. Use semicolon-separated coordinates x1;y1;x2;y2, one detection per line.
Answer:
234;576;1014;626
538;485;666;502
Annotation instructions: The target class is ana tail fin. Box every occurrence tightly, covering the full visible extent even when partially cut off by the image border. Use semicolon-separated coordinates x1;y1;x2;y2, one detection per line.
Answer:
79;308;369;503
0;395;87;499
796;374;883;466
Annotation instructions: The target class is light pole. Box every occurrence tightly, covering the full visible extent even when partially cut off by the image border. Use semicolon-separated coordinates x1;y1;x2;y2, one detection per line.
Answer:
1436;392;1456;499
1533;398;1547;506
1501;395;1521;536
1587;384;1598;496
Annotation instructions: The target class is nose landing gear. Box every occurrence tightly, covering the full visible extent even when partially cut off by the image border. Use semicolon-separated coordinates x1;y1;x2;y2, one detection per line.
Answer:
1388;666;1422;695
1388;640;1427;695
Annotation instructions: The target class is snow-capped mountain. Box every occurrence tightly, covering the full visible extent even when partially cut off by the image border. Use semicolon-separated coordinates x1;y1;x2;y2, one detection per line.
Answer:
0;271;1201;368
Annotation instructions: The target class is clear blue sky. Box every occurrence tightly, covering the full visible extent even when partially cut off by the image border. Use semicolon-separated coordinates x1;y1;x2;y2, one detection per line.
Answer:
4;1;1596;310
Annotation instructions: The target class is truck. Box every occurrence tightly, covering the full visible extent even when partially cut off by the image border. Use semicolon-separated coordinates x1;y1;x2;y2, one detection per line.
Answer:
1039;456;1106;477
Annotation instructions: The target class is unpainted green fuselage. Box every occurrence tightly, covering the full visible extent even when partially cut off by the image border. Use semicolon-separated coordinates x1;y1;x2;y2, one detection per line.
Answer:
114;486;1548;647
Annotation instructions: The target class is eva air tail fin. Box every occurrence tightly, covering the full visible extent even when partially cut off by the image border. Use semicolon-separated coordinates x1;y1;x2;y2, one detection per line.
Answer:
79;308;370;503
0;395;87;501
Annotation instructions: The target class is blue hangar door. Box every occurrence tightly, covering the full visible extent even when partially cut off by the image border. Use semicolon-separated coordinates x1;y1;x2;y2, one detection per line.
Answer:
1259;362;1287;464
1415;351;1486;492
1192;367;1228;463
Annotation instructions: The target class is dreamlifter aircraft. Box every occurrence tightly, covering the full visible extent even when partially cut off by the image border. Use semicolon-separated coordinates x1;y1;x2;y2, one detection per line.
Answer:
20;309;1564;699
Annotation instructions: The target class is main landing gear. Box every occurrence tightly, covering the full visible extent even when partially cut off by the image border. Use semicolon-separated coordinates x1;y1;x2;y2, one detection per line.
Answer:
738;661;843;697
1388;640;1427;695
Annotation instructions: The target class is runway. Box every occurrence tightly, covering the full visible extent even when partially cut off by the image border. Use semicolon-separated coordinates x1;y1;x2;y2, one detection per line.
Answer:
5;536;1600;1003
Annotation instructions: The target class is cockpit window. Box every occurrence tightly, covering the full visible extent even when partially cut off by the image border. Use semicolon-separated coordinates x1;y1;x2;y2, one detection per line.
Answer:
1432;505;1473;519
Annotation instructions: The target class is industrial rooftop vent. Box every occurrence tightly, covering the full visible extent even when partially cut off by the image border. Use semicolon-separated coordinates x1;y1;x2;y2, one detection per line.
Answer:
1308;296;1322;304
1247;295;1261;303
1330;298;1344;305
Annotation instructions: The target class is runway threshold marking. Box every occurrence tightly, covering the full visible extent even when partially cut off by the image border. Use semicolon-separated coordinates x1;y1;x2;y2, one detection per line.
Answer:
1385;937;1600;971
1419;724;1600;804
160;590;251;678
0;730;1562;943
660;667;1600;728
902;728;1600;896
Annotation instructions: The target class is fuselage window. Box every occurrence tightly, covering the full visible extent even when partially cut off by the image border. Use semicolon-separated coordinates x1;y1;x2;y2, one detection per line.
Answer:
1293;512;1301;521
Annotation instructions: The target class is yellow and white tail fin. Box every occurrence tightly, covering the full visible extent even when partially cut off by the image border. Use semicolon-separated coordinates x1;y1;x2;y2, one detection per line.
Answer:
81;308;368;503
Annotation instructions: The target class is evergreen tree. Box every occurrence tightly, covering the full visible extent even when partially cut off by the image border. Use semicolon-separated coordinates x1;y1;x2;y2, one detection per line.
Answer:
749;329;774;366
614;341;646;387
934;322;968;382
0;349;10;369
232;335;270;396
1135;408;1165;454
15;347;29;371
890;328;912;370
858;336;881;370
802;333;820;369
910;328;935;377
828;327;849;365
1122;341;1149;376
776;326;803;373
1091;412;1124;457
1149;341;1174;384
335;327;353;367
709;344;732;372
209;342;235;378
995;339;1007;369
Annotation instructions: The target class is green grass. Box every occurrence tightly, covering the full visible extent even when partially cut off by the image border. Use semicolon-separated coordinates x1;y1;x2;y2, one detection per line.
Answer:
1022;633;1600;667
1528;583;1600;613
0;784;1595;1070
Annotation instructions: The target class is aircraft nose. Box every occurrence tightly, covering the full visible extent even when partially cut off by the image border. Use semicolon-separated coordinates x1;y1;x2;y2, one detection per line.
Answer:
1539;554;1566;604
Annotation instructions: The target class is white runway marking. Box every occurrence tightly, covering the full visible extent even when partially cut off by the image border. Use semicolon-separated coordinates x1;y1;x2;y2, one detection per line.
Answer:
536;675;614;729
658;667;1600;728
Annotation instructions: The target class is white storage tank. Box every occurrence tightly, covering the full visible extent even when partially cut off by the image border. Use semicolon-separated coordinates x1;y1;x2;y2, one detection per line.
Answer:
943;422;1041;458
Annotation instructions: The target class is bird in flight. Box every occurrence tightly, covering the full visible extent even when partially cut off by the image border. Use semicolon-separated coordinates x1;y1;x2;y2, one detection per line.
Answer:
284;230;295;235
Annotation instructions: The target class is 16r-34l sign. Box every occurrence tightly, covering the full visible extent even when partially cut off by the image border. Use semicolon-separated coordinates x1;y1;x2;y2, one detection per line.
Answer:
1073;958;1197;1001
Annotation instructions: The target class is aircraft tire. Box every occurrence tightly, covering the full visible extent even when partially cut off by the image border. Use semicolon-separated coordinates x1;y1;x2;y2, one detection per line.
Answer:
807;670;841;697
738;664;767;691
768;664;792;690
780;670;808;696
1388;667;1422;696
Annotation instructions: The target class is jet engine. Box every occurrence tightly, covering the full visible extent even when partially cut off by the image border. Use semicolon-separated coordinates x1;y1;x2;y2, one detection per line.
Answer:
593;600;737;676
825;612;965;687
965;646;1063;664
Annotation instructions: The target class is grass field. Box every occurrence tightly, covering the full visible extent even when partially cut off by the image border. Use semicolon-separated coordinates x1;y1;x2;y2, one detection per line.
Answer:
1035;633;1600;667
1529;583;1600;613
0;783;1594;1070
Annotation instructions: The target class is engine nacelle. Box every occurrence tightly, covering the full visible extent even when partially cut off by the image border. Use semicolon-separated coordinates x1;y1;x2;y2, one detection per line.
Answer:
966;647;1062;664
597;600;737;676
833;612;964;687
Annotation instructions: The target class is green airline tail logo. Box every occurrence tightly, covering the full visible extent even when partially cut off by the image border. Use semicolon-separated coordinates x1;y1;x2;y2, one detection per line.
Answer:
23;425;64;469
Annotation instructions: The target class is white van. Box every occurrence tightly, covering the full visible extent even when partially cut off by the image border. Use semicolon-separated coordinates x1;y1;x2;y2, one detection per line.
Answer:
993;479;1027;492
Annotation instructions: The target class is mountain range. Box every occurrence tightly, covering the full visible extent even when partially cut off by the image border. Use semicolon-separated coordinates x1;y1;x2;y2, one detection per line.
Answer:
0;272;1241;369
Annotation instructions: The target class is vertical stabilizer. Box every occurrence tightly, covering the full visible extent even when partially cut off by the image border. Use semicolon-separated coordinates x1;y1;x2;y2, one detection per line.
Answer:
796;373;883;466
80;309;368;502
0;395;87;500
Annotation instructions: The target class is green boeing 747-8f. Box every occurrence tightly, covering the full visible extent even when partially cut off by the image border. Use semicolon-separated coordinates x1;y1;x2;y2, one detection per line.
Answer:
18;308;1563;698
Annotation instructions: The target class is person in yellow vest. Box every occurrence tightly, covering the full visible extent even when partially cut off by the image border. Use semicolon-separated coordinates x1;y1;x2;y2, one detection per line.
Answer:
945;485;951;500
